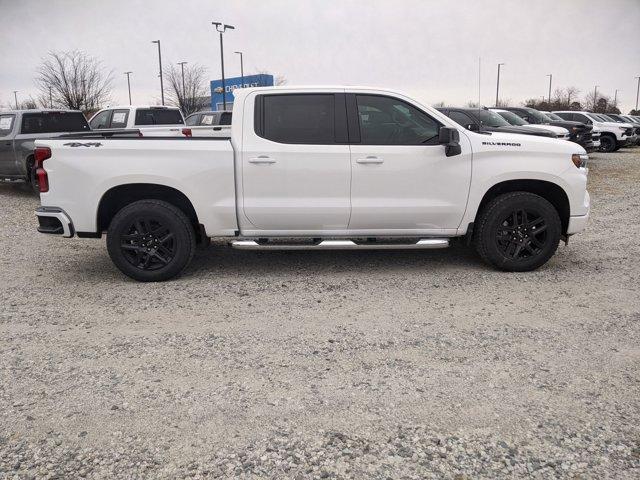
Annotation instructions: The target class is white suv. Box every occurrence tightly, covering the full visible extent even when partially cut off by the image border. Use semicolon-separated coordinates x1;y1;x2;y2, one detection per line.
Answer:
553;111;633;152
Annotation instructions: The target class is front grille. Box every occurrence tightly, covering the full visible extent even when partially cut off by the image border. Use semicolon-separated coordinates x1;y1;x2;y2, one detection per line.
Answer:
624;127;633;136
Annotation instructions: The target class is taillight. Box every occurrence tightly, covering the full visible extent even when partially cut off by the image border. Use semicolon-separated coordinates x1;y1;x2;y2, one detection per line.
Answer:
34;147;51;193
182;128;192;137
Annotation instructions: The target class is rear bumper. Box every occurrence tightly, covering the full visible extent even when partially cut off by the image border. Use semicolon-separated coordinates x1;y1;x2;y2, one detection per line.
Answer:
35;207;74;237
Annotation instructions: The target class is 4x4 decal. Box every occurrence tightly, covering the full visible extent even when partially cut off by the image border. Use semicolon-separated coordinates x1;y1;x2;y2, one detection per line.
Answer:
63;142;103;148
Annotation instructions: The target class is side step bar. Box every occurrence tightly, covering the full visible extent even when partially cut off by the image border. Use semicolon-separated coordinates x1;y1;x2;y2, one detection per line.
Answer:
230;239;449;251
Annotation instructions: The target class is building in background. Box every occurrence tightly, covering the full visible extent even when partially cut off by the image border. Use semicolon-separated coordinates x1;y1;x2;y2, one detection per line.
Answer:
210;74;274;110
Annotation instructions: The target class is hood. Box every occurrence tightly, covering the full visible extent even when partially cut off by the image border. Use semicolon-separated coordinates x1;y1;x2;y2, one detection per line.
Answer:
523;124;569;135
484;125;556;138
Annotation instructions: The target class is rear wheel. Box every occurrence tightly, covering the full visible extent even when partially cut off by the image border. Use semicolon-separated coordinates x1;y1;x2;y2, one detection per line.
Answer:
106;200;196;282
599;134;616;153
26;157;40;194
474;192;561;272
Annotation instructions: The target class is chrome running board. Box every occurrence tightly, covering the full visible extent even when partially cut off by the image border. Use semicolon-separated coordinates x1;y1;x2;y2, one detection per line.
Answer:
230;239;450;251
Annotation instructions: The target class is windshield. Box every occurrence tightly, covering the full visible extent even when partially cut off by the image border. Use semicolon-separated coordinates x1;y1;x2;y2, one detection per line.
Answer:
134;109;184;126
496;110;528;126
476;109;510;127
544;112;563;121
523;109;549;124
20;111;90;134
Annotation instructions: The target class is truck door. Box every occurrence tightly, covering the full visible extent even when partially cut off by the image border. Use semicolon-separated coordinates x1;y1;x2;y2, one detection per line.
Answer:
0;114;17;174
347;93;471;233
240;91;351;232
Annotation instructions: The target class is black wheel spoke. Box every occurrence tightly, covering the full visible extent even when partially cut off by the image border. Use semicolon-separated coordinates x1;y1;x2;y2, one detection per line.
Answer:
495;207;548;261
120;216;176;271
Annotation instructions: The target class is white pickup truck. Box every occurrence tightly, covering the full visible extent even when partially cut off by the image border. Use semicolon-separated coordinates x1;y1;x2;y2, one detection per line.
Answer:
88;105;185;137
34;86;590;281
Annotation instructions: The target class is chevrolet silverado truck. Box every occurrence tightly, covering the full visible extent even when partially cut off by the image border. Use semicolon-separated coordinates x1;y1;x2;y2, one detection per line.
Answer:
34;86;590;282
88;105;185;137
0;109;90;191
553;111;632;152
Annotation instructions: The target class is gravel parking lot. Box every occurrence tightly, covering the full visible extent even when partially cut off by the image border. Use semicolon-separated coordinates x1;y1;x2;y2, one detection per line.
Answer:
1;149;639;479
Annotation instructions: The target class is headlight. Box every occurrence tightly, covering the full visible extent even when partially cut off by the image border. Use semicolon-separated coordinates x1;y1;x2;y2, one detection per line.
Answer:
619;126;627;130
572;153;588;168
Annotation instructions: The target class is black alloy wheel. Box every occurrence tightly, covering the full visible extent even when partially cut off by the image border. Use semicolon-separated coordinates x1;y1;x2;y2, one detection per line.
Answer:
474;192;561;272
598;135;616;153
107;200;196;282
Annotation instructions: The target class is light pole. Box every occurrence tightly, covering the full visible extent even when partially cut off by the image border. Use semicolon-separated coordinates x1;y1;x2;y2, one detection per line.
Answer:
177;61;188;105
212;22;235;110
546;74;552;104
614;89;619;109
593;85;599;111
151;40;165;105
124;72;132;105
495;63;504;107
234;51;244;87
13;91;18;109
48;86;53;108
635;76;640;111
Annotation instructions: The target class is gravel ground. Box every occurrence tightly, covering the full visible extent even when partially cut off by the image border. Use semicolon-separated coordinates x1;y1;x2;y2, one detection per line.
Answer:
1;148;639;479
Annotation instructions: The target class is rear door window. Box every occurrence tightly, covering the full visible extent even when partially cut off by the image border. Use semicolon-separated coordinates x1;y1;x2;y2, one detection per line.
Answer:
110;109;129;128
134;109;184;126
201;114;215;125
185;114;200;126
219;112;232;125
258;94;336;144
0;114;15;137
21;111;90;134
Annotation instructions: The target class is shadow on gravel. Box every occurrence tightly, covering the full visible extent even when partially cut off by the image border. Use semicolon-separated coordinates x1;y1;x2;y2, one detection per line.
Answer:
0;181;36;198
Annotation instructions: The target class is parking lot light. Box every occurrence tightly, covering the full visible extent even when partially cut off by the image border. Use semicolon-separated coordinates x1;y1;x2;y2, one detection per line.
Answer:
495;63;504;107
547;74;552;104
151;40;165;106
212;22;235;110
124;72;133;105
13;90;18;109
234;51;244;88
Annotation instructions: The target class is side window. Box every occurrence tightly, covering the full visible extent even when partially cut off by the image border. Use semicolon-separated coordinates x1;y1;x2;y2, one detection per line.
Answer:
219;112;232;125
259;94;335;144
185;114;199;126
90;110;112;129
110;109;129;128
201;114;215;125
355;95;441;145
448;111;475;128
554;112;571;121
574;113;591;124
0;114;15;137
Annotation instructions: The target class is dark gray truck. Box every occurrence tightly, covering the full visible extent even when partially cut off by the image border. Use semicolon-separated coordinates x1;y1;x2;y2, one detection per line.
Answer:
0;110;90;190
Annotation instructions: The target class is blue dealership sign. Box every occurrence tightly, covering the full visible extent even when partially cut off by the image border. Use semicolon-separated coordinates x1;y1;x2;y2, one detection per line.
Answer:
210;74;274;110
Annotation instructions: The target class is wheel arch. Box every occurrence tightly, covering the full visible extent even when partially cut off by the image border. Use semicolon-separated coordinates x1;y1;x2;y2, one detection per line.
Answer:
96;183;204;240
475;179;570;234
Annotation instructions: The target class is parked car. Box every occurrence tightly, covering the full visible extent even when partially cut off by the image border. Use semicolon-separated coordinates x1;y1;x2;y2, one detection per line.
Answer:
185;110;232;126
88;106;185;136
34;86;589;281
490;109;571;139
0;109;90;191
497;106;596;150
436;107;557;137
602;114;640;145
540;111;601;151
553;111;633;152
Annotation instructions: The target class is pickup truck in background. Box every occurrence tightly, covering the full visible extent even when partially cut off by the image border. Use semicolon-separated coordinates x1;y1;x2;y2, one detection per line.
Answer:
0;109;90;191
34;86;590;282
436;107;558;138
183;110;232;138
489;109;571;139
553;111;633;152
88;105;185;137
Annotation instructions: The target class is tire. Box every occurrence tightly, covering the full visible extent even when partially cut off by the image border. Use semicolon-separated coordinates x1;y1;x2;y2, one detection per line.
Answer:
106;200;196;282
26;157;40;195
474;192;561;272
599;134;616;153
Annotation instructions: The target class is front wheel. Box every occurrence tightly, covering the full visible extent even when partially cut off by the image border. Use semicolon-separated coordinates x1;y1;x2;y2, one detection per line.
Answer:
474;192;561;272
106;200;196;282
598;134;616;153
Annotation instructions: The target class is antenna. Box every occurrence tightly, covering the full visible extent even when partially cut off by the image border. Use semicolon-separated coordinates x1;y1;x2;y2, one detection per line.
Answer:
478;57;482;124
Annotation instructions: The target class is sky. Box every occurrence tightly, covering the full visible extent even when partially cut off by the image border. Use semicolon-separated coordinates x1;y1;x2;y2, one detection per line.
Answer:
1;0;640;112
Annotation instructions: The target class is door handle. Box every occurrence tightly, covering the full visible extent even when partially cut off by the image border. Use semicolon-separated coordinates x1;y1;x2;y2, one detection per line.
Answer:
248;156;276;164
356;156;384;164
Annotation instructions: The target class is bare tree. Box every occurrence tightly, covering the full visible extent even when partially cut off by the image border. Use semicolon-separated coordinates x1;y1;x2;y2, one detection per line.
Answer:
274;74;287;86
583;91;619;113
35;50;113;112
495;98;512;107
166;63;210;115
432;101;446;108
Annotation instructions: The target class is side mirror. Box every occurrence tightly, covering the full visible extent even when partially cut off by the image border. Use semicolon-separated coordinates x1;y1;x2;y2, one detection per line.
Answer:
466;123;480;131
439;126;462;157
